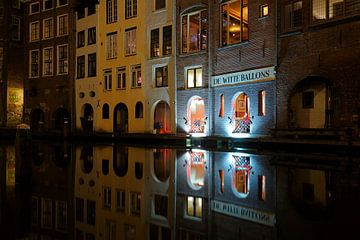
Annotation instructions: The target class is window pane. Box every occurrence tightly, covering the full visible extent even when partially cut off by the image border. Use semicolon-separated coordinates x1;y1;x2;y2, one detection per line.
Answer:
187;69;194;88
195;68;202;87
182;16;188;53
228;1;241;44
312;0;326;21
187;196;194;216
189;14;200;51
163;25;172;55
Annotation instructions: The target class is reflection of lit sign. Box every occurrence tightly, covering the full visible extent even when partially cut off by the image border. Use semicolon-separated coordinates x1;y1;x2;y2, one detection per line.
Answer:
211;200;276;226
191;152;204;164
233;155;251;170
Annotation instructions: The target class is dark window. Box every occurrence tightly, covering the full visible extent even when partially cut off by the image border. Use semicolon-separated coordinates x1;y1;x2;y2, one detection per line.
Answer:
78;31;85;48
163;25;172;55
283;1;302;32
88;53;96;77
135;102;143;118
77;8;85;19
88;27;96;45
88;4;96;15
77;55;85;79
302;182;315;201
30;2;40;14
302;91;314;109
44;0;53;10
154;195;168;217
150;28;160;58
86;200;96;225
155;66;168;87
155;0;166;10
59;0;68;6
102;104;110;119
76;198;84;222
135;162;143;179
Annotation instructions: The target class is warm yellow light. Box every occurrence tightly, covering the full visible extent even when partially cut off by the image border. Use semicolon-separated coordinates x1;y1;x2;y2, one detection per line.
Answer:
261;5;269;17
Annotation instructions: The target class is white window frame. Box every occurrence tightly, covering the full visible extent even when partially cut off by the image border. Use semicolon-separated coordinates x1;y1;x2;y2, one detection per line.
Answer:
30;2;40;15
57;14;68;37
131;64;141;88
57;44;68;75
29;49;40;78
116;67;126;89
30;21;40;42
125;0;137;19
104;69;113;91
185;65;203;88
57;0;68;8
43;47;53;76
43;0;54;11
125;28;136;56
43;17;53;39
106;32;117;59
106;0;118;24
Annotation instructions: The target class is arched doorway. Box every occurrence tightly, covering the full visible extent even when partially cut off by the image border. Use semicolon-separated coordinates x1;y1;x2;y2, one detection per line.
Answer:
187;97;205;133
154;101;171;133
81;104;93;133
30;108;45;131
231;155;251;198
289;77;333;128
53;107;70;131
114;103;128;133
233;93;250;133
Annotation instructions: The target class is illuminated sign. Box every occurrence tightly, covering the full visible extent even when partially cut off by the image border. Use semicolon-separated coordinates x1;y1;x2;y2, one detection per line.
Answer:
211;66;275;87
211;200;276;226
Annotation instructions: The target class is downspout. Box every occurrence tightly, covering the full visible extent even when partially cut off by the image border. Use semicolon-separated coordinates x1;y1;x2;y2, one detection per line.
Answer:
275;0;279;130
207;1;212;137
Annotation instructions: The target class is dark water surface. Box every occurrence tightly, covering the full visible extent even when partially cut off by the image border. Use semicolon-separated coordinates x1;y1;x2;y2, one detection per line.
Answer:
1;137;359;240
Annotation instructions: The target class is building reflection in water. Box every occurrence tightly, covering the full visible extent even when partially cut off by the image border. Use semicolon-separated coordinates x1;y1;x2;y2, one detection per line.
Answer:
0;141;359;240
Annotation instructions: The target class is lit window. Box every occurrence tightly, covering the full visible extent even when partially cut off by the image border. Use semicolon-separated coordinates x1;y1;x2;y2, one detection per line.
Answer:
135;102;143;118
57;45;68;74
221;0;249;46
258;175;266;201
312;0;352;22
130;192;141;216
43;18;53;39
30;50;40;78
104;69;112;90
155;65;168;87
116;189;126;213
88;27;96;45
155;0;166;10
116;67;126;89
103;186;111;209
283;1;302;32
186;196;202;218
219;94;224;118
125;0;137;19
219;170;225;193
30;2;40;14
77;55;85;79
30;21;40;42
57;14;68;36
233;156;251;196
258;90;266;116
186;67;202;88
125;28;136;56
181;10;207;53
106;32;117;59
78;30;85;47
43;47;53;76
106;0;118;23
260;4;269;17
43;0;53;10
88;53;96;77
131;64;141;88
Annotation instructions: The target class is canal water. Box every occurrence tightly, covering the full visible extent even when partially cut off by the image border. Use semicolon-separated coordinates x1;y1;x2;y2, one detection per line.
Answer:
0;137;359;240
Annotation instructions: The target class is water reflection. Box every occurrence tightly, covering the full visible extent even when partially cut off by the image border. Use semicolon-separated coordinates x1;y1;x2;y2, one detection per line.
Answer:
0;140;359;240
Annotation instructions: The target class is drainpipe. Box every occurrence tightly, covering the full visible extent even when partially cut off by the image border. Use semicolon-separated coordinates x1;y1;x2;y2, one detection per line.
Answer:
275;0;279;130
207;1;212;137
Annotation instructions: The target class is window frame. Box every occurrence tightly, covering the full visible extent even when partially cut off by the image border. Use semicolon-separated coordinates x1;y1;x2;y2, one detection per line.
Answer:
154;64;168;88
57;44;68;75
116;189;126;213
106;32;117;59
57;14;69;37
30;2;40;15
77;30;85;48
104;69;113;91
282;0;303;33
130;192;141;216
43;0;54;11
155;0;166;11
106;0;118;24
103;186;112;209
116;66;126;89
29;49;40;78
125;27;137;56
43;17;54;40
88;27;96;45
77;55;85;79
125;0;138;19
30;21;40;42
57;0;68;8
43;47;53;76
130;64;141;88
88;53;97;77
185;66;203;89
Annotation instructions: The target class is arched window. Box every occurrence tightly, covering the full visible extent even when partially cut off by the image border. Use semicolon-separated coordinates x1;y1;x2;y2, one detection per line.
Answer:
102;103;110;119
135;102;143;118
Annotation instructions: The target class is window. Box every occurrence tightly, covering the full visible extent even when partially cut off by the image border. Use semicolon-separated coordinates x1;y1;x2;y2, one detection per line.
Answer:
87;200;96;225
57;45;68;74
88;27;96;45
258;90;265;116
30;50;40;78
88;53;96;77
88;4;96;15
12;0;20;9
283;1;302;32
186;67;202;88
186;196;202;218
104;69;112;90
221;0;249;46
135;102;143;118
77;8;85;19
155;0;166;10
258;175;266;201
154;195;168;217
103;104;110;119
43;0;53;10
131;64;141;88
150;224;171;240
75;198;84;222
58;0;68;7
260;4;269;17
302;91;314;109
106;32;117;59
11;16;20;41
163;25;172;55
43;18;53;39
219;170;225;193
43;47;53;76
125;28;136;56
135;162;143;179
30;2;40;14
106;0;118;23
181;10;207;53
32;197;39;225
77;55;85;79
78;30;85;47
103;187;111;209
116;67;126;89
130;192;141;215
105;220;116;240
116;189;126;212
150;28;160;57
55;201;67;232
155;65;168;87
312;0;353;22
219;94;225;118
58;14;68;36
125;0;137;19
30;22;40;42
41;198;52;229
